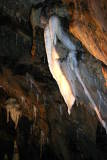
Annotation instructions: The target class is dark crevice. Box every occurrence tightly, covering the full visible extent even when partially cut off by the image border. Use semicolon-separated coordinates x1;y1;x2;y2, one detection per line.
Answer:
0;9;32;40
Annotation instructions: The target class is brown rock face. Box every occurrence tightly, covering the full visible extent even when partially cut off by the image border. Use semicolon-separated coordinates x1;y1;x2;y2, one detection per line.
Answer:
102;65;107;87
63;0;107;65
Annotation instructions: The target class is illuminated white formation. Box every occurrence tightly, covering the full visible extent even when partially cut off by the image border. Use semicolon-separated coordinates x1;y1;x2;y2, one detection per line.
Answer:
44;16;75;114
44;15;107;132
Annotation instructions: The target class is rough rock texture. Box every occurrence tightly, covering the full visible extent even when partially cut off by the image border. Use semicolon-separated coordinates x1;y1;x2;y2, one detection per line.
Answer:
0;0;107;160
63;0;107;65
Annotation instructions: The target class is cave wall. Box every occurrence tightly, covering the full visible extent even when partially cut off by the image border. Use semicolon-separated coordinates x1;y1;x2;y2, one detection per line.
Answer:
0;0;107;160
63;0;107;65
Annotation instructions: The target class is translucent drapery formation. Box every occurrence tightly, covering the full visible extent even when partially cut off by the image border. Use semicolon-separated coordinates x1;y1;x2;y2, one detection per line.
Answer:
44;16;76;114
44;15;107;132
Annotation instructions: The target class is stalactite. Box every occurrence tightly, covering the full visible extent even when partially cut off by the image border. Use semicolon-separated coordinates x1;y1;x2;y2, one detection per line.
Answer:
43;94;47;106
33;105;37;121
7;108;9;123
74;67;107;132
13;140;19;160
59;104;63;116
30;7;41;57
9;107;21;128
26;73;41;95
40;130;45;159
5;99;22;128
31;28;36;57
44;16;76;114
44;15;107;132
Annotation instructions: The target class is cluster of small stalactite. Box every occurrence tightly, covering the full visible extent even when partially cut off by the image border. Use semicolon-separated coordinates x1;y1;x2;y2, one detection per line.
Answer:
5;98;22;128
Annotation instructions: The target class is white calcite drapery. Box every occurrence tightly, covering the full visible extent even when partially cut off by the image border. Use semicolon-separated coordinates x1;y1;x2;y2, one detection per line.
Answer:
44;15;107;132
44;16;76;114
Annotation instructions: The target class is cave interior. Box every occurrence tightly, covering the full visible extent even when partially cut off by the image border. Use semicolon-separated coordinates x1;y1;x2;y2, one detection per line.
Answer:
0;0;107;160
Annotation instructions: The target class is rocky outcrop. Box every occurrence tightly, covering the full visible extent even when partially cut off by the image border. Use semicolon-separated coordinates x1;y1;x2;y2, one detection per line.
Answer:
63;0;107;65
